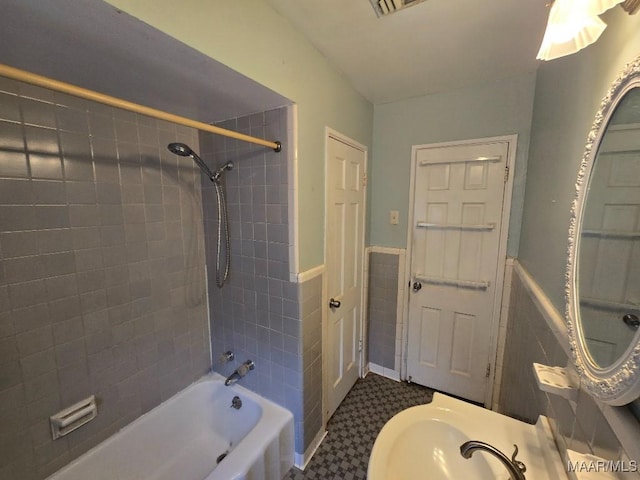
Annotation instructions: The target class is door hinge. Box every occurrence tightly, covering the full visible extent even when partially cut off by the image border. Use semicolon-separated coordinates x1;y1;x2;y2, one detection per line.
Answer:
504;165;509;183
358;339;363;352
363;174;368;187
486;363;491;378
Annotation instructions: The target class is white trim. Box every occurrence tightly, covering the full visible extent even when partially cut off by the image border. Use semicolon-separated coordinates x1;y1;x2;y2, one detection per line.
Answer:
322;127;368;425
294;429;327;470
491;258;515;411
403;135;518;407
326;127;368;153
294;264;325;284
485;135;516;408
288;105;300;283
321;261;329;426
369;246;406;255
368;363;401;382
395;249;407;375
362;247;372;377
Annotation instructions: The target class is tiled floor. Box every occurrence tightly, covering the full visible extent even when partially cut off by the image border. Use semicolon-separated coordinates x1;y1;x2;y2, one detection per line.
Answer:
285;373;433;480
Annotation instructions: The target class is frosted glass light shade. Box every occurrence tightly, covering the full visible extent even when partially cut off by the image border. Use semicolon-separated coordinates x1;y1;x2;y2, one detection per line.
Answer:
536;0;623;61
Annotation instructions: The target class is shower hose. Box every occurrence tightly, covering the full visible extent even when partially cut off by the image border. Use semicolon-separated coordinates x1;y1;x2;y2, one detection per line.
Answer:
214;179;230;288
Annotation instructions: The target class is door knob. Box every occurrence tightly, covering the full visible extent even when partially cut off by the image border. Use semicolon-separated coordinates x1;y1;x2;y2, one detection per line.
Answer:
623;313;640;328
329;298;341;308
412;281;422;292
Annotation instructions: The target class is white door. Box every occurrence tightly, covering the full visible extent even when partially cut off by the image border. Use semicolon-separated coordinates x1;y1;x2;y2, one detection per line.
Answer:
406;139;511;403
325;133;366;418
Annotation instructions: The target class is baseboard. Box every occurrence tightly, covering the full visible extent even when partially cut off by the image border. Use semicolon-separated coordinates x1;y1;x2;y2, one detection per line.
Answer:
294;429;327;470
368;362;401;381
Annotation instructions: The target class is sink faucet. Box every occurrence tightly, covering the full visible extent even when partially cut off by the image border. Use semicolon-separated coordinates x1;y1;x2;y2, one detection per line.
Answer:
224;360;255;386
460;441;526;480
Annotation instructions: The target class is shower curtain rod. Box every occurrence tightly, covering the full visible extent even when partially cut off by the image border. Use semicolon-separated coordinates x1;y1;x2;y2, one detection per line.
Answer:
0;63;282;152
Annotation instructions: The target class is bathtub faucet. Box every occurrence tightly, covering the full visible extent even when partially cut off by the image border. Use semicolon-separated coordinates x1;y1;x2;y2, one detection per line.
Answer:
460;441;526;480
225;360;255;386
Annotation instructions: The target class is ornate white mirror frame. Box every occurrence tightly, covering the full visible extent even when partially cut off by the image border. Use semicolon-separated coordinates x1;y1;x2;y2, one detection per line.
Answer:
567;54;640;406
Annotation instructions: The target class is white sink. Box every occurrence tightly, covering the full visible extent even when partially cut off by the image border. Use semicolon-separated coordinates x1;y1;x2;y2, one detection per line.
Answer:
368;392;567;480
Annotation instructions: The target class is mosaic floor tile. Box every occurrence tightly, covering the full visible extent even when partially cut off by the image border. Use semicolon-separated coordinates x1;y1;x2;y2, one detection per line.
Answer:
285;373;433;480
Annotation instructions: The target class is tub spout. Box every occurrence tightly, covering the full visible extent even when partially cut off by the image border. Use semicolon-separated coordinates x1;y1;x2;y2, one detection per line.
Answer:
460;441;526;480
224;371;241;386
224;360;255;386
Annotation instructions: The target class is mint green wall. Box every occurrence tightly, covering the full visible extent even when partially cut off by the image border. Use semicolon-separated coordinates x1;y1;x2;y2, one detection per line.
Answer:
519;9;640;310
104;0;373;272
370;73;536;256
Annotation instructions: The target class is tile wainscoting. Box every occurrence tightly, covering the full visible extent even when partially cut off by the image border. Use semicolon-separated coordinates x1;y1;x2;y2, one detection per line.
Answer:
365;247;405;380
499;261;640;478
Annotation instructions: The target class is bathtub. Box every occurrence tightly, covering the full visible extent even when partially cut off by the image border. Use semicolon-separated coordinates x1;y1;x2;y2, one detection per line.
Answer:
48;372;294;480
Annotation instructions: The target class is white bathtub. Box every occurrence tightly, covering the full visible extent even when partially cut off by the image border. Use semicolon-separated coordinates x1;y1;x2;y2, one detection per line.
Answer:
48;373;294;480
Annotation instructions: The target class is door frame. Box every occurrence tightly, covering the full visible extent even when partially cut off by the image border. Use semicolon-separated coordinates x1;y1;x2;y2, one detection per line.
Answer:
401;134;517;407
322;127;368;424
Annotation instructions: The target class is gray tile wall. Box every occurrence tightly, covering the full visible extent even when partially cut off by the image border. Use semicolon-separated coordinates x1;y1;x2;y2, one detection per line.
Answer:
499;270;627;467
200;108;321;454
0;78;210;480
367;252;398;369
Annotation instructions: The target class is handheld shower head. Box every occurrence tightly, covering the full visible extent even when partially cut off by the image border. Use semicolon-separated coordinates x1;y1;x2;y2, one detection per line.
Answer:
167;142;193;157
166;143;233;288
167;142;216;181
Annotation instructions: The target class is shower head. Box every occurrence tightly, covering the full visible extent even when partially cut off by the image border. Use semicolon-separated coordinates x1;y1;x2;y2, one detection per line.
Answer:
167;142;216;181
167;142;193;157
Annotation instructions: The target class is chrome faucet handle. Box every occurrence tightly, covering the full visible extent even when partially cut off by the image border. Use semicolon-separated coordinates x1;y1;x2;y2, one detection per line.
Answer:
511;444;526;475
218;350;235;364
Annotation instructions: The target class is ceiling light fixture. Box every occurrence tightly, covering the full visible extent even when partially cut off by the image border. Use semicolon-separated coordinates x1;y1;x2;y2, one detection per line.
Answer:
536;0;624;61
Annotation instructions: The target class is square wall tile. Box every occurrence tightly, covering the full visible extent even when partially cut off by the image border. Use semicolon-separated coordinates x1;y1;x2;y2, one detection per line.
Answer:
0;82;210;479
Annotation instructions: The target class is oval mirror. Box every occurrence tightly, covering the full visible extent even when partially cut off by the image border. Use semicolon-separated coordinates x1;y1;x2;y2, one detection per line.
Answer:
567;55;640;406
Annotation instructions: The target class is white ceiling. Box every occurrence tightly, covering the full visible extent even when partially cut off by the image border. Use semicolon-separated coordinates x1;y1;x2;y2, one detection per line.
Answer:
264;0;550;104
0;0;551;119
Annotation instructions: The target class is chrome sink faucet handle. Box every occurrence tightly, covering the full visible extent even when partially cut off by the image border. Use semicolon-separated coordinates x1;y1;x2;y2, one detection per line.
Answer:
460;441;526;480
510;444;526;476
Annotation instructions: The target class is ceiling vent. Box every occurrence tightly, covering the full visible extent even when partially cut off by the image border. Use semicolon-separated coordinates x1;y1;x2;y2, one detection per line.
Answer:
370;0;427;17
